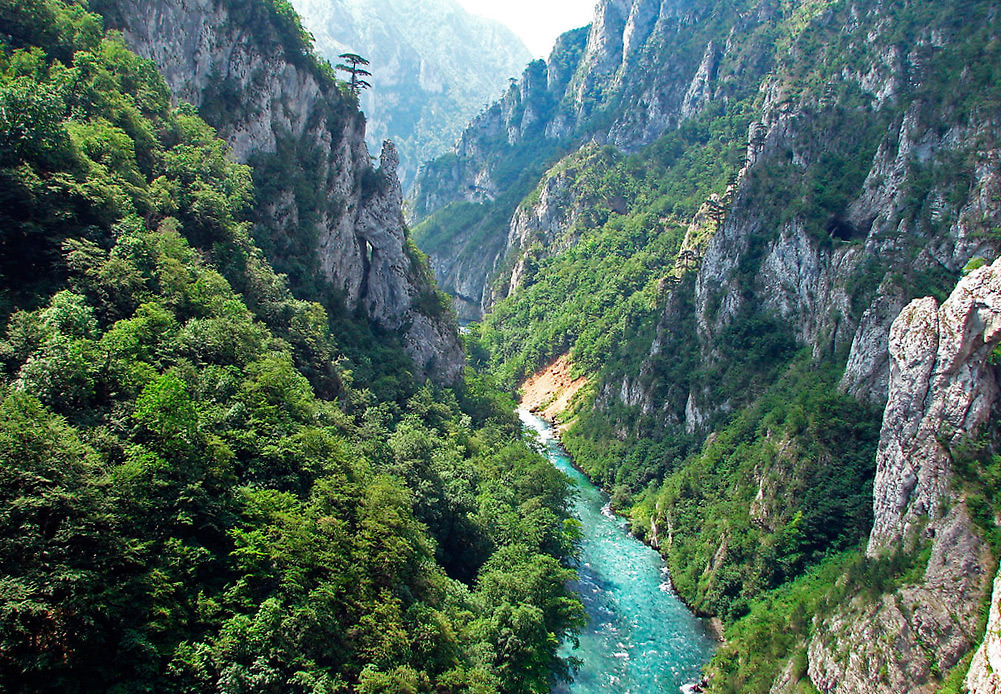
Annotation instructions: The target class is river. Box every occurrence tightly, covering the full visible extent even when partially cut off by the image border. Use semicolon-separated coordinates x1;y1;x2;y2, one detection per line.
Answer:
517;409;716;694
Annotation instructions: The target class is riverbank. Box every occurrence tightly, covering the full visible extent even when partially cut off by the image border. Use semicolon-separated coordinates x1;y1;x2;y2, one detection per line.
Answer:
518;399;727;649
519;409;716;692
519;354;588;424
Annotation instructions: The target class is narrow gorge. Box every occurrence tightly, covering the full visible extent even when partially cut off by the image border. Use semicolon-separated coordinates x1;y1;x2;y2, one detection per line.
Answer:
414;0;1001;691
3;0;1001;692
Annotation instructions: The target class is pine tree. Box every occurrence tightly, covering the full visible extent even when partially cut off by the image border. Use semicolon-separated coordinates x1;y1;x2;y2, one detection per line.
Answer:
336;53;372;96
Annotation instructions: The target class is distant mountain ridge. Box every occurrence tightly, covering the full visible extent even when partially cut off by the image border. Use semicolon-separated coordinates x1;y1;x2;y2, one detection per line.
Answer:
290;0;533;189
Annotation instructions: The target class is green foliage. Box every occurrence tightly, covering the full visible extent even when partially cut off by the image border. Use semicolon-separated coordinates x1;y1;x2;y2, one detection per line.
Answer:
705;551;856;694
703;538;939;694
413;201;493;259
963;256;988;275
0;389;125;690
0;2;583;691
634;360;880;620
950;436;1001;553
935;652;974;694
470;104;749;390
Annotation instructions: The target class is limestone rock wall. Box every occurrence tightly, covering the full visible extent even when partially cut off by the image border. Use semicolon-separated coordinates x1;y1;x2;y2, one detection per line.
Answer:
805;258;1001;694
968;569;1001;694
869;262;1001;552
103;0;463;381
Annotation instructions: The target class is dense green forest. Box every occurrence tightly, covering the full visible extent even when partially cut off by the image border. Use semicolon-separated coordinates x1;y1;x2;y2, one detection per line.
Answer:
452;0;1001;690
0;0;584;691
464;103;751;387
6;0;1001;689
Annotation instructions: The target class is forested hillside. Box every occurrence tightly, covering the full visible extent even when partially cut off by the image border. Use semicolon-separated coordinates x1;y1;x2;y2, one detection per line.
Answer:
416;0;1001;691
0;0;583;691
92;0;466;384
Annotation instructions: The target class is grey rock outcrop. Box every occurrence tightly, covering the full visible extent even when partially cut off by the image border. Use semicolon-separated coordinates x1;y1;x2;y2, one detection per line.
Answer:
967;569;1001;694
868;261;1001;552
805;258;1001;694
102;0;463;381
680;41;720;121
839;282;908;403
808;505;989;694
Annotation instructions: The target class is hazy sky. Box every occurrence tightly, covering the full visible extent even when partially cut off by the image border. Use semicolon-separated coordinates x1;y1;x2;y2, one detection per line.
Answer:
454;0;596;58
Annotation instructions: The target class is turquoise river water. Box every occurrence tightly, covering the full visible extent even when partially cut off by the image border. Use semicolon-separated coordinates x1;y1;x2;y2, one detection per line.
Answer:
518;410;715;694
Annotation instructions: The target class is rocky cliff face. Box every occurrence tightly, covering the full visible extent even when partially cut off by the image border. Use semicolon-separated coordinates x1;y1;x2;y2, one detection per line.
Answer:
595;0;1001;437
968;569;1001;694
409;52;583;320
868;265;1001;553
289;0;531;190
423;222;509;323
497;144;621;305
410;0;778;204
98;0;463;381
686;111;1000;414
409;0;737;313
416;0;1001;345
809;506;989;693
805;258;1001;694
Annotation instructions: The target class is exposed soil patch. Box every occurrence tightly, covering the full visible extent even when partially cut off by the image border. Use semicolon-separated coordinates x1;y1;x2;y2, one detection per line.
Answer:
519;354;588;421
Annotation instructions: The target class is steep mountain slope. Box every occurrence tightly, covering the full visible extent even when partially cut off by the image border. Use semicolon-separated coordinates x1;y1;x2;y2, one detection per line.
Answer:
94;0;464;383
410;0;776;320
807;260;1001;693
417;0;1001;690
410;27;590;320
0;0;584;691
289;0;532;190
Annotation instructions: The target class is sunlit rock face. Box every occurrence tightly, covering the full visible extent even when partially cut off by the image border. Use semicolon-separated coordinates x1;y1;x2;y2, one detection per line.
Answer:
968;569;1001;694
808;259;1001;694
288;0;532;191
869;261;1001;553
102;0;464;381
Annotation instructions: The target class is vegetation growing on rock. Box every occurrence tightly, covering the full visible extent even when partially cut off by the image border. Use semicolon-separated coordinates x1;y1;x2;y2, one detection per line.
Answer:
430;0;1001;691
0;1;583;690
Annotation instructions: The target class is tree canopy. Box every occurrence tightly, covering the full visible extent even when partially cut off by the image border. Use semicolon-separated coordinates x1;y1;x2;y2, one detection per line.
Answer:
0;0;582;691
337;52;372;95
